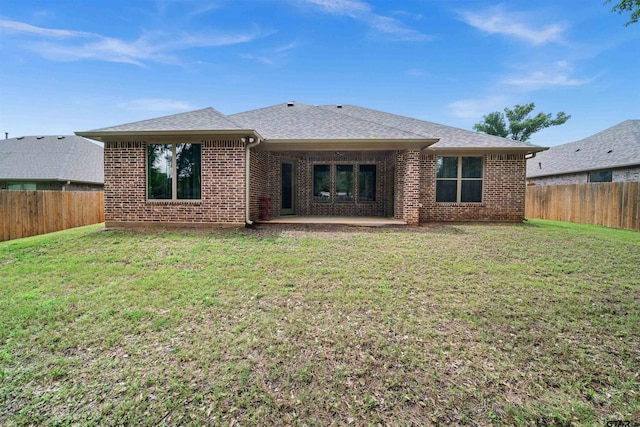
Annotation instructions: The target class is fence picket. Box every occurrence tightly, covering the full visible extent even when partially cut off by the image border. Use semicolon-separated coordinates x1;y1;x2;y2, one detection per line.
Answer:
0;191;104;242
526;182;640;231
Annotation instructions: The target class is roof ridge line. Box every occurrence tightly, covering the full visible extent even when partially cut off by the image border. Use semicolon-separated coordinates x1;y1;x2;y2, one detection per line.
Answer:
316;105;435;140
229;101;312;117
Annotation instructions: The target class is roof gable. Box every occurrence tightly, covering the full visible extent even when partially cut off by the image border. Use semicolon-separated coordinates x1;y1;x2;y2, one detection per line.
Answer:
88;107;243;132
0;135;104;184
527;120;640;178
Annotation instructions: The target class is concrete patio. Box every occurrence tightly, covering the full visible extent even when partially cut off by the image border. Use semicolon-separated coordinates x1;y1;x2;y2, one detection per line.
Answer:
256;216;407;226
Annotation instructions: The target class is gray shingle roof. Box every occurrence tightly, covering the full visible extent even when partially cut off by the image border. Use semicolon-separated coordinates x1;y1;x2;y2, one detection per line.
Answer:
0;135;103;184
526;120;640;178
79;102;545;151
318;104;541;149
88;107;242;132
229;102;433;140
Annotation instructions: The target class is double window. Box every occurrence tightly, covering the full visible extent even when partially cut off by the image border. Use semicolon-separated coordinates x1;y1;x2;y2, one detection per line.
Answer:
436;156;483;203
147;143;201;200
313;164;376;202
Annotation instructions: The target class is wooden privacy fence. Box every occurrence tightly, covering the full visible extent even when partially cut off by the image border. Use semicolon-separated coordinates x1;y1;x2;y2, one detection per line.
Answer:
0;191;104;242
526;182;640;231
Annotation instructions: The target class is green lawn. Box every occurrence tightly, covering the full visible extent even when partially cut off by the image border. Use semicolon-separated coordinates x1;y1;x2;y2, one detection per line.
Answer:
1;220;638;426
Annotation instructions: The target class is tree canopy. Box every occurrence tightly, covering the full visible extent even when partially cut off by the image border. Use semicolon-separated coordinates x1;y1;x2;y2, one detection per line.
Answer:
606;0;640;26
473;103;570;142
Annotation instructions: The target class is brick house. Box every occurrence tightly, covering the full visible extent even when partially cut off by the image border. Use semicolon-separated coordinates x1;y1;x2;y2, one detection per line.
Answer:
77;102;545;228
527;120;640;185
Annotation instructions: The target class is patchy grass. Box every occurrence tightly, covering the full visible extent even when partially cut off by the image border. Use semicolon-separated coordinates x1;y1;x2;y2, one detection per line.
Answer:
0;220;638;426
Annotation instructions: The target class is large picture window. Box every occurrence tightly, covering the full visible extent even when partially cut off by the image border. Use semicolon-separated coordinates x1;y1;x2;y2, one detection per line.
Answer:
148;143;201;200
312;164;377;203
436;156;483;203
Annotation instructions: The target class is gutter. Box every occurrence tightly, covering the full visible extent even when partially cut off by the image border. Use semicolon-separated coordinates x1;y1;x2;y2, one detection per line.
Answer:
244;136;262;227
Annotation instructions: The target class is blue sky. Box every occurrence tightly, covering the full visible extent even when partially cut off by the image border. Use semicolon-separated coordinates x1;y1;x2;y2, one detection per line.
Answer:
0;0;638;146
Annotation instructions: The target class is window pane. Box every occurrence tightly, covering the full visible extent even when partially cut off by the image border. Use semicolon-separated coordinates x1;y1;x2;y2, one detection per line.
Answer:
176;143;201;199
462;157;483;178
358;164;376;202
8;183;36;190
436;180;457;202
589;170;612;182
336;164;354;202
148;144;172;199
461;180;482;202
436;157;458;178
313;164;330;202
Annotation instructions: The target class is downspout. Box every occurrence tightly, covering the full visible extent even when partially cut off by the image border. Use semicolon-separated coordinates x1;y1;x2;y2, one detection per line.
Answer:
245;136;261;227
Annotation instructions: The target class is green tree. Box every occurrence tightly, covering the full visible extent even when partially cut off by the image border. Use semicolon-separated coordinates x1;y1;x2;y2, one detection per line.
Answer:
473;103;570;142
605;0;640;26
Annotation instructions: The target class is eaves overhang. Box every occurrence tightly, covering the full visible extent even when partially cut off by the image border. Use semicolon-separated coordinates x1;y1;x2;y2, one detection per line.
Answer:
257;138;439;152
75;129;263;143
426;146;549;156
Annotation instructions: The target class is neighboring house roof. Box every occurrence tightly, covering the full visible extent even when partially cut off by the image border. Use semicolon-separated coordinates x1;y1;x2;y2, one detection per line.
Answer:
527;120;640;178
77;102;545;153
0;135;104;184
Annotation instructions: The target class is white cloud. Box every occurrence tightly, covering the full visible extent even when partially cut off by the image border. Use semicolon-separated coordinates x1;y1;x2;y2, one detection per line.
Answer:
0;18;93;38
447;96;509;119
242;40;300;66
502;61;593;90
295;0;429;41
459;5;566;45
240;53;274;65
274;41;301;53
0;18;268;65
121;98;195;112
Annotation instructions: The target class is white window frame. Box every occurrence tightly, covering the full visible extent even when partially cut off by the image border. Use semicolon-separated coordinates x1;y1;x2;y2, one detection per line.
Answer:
146;142;201;201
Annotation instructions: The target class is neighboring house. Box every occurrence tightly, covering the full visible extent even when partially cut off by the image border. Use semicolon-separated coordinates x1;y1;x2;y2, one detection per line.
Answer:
77;102;545;228
0;135;104;191
527;120;640;185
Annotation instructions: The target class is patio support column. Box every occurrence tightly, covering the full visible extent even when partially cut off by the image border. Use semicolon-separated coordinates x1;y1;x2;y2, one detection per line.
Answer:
402;150;420;225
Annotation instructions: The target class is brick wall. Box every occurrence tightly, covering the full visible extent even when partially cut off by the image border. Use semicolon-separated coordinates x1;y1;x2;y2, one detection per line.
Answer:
105;142;529;226
249;149;269;221
104;139;246;227
384;153;396;217
420;153;527;222
263;152;389;217
527;172;586;186
614;166;640;181
394;151;405;220
401;150;420;225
